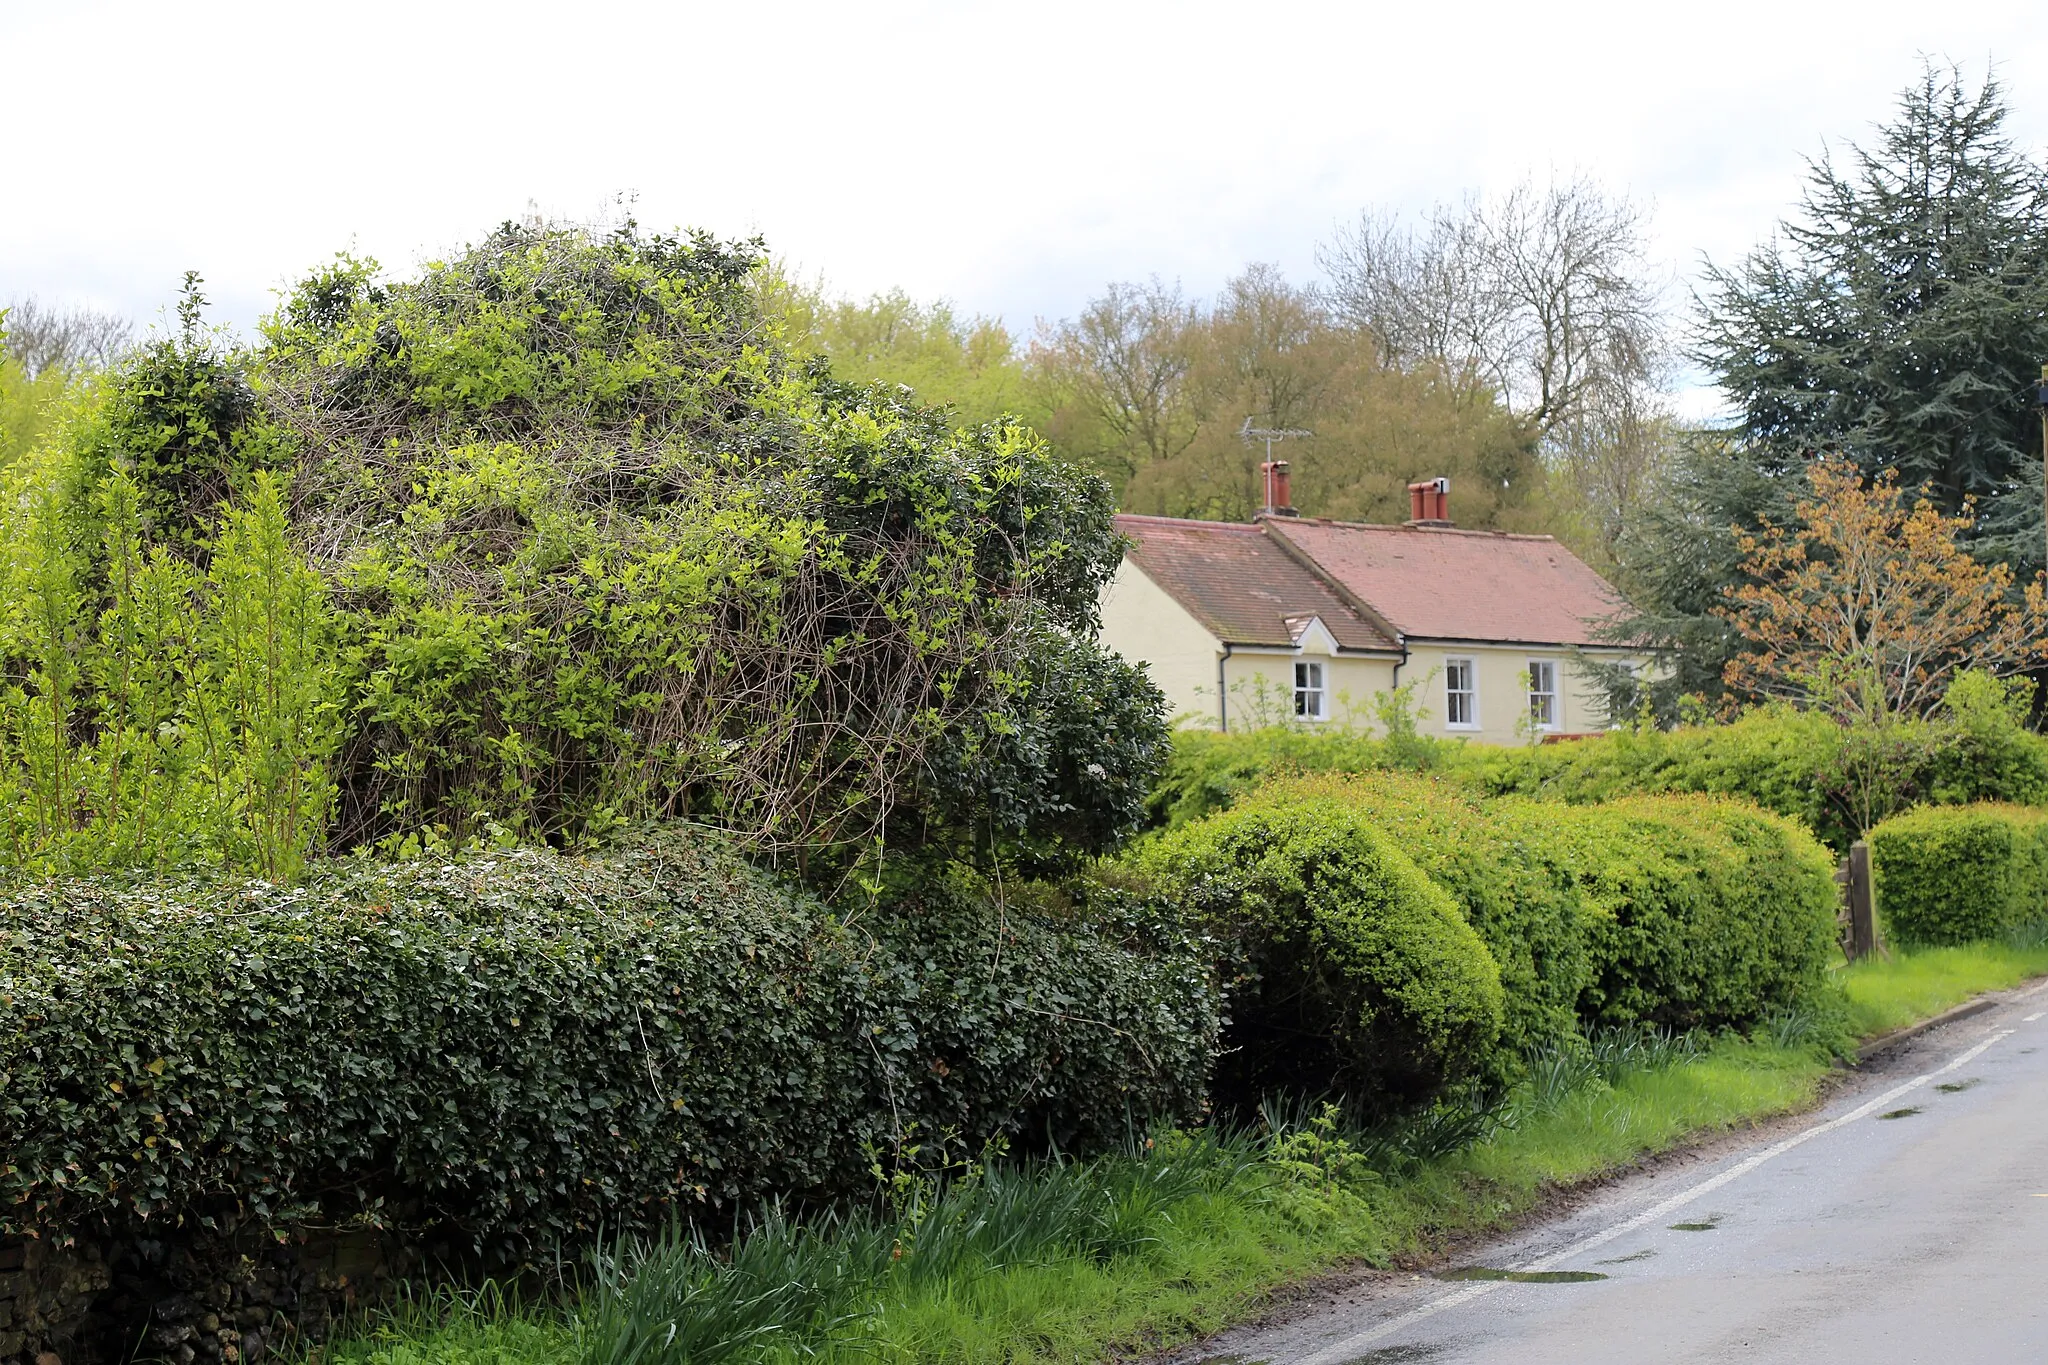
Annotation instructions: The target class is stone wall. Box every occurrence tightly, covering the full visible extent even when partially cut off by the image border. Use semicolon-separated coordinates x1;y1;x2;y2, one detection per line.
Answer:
0;1229;420;1365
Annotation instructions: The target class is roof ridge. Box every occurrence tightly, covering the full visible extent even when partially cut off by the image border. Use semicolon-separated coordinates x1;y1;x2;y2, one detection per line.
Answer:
1113;513;1262;533
1279;517;1560;543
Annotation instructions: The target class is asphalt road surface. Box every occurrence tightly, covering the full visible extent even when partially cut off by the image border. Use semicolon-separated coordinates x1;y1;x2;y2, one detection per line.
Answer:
1174;979;2048;1365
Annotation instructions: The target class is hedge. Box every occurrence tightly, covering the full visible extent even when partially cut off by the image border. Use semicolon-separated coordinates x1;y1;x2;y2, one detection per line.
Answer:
1868;803;2048;946
1148;779;1837;1058
1134;798;1504;1108
1513;795;1839;1030
1150;674;2048;855
1241;774;1589;1071
0;836;1217;1256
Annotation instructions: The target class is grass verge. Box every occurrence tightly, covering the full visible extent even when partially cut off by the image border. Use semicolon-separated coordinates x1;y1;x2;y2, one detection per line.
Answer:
1837;935;2048;1038
314;948;2040;1365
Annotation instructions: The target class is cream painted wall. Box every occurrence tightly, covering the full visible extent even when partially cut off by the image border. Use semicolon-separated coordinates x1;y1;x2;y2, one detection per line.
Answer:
1099;559;1643;740
1217;650;1397;730
1099;560;1229;728
1402;644;1644;745
1099;560;1402;731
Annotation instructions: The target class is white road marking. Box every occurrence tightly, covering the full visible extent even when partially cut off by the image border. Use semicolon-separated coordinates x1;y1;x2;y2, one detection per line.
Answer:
1293;1024;2019;1365
2025;1013;2044;1022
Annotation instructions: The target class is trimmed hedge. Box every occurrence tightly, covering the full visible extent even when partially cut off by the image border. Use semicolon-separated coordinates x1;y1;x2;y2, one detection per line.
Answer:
1151;676;2048;855
1868;803;2048;946
1147;779;1836;1064
1135;798;1504;1108
1243;774;1589;1070
1513;795;1839;1030
0;837;1217;1256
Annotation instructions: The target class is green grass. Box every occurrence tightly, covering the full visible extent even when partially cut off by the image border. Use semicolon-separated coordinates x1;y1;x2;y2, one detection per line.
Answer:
1837;936;2048;1038
313;948;2042;1365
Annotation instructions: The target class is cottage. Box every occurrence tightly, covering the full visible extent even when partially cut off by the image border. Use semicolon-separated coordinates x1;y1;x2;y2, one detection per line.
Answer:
1100;464;1647;743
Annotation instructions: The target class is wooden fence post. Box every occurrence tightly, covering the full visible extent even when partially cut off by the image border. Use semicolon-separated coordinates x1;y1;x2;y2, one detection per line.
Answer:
1845;840;1879;961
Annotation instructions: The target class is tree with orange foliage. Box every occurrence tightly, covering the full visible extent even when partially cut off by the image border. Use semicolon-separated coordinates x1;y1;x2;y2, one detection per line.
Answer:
1720;460;2048;725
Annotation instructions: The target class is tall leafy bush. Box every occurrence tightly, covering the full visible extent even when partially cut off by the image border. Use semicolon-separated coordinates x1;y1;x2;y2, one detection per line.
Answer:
257;225;1164;880
0;459;337;879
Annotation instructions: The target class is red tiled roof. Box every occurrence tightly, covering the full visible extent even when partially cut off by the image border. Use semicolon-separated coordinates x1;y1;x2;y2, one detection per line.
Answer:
1263;518;1627;646
1116;515;1399;652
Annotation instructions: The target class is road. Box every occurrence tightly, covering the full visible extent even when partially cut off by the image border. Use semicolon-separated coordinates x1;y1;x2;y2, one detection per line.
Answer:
1174;979;2048;1365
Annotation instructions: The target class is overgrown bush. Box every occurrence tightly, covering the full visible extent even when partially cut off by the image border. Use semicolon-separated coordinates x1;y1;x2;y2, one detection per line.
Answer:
263;224;1164;880
0;833;1216;1257
0;225;1168;886
1868;802;2048;946
1243;774;1589;1072
1134;797;1504;1110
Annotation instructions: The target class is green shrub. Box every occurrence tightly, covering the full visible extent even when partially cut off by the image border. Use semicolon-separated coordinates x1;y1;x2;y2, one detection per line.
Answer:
1504;795;1839;1030
2;227;1168;887
1134;798;1504;1109
1146;727;1472;831
1868;803;2048;946
1153;679;2048;858
1243;774;1589;1072
1477;684;2048;853
0;834;1216;1256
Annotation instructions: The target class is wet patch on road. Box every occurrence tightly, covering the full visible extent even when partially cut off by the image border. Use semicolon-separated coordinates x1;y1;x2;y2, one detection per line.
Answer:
1669;1213;1721;1231
1334;1346;1446;1363
1936;1078;1980;1093
1595;1247;1658;1264
1879;1106;1923;1119
1437;1267;1608;1283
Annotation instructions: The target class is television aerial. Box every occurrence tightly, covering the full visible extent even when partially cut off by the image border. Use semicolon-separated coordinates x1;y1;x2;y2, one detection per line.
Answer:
1240;417;1313;510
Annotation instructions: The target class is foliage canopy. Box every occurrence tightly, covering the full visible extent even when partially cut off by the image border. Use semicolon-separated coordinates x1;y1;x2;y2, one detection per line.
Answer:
0;224;1168;885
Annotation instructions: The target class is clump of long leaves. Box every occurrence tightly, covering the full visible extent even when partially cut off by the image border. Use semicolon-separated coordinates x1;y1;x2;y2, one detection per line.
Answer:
577;1129;1259;1365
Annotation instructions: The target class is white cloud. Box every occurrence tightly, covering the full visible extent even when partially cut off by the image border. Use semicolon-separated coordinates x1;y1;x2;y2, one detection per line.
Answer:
6;0;2045;421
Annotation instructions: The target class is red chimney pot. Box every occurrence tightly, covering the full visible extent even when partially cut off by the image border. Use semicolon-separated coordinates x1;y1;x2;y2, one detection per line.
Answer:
1405;477;1451;526
1261;460;1296;516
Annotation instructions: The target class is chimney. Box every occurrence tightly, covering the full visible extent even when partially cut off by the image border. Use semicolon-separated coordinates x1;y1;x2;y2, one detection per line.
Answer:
1260;459;1297;517
1405;477;1451;527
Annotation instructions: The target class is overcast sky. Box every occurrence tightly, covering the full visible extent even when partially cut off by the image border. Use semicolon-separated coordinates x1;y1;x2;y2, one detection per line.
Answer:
6;0;2047;418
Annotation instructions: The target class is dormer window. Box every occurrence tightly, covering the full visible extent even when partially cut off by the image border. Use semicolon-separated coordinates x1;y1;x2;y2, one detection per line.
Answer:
1295;661;1326;721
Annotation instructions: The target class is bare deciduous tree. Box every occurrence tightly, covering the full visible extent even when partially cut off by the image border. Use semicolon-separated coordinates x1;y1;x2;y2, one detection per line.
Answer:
1030;277;1202;480
1319;175;1663;436
1;296;135;377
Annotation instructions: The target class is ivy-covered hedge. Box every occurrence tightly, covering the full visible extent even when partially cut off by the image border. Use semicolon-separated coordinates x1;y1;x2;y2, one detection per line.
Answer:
0;837;1216;1257
1134;797;1504;1109
1868;803;2048;946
